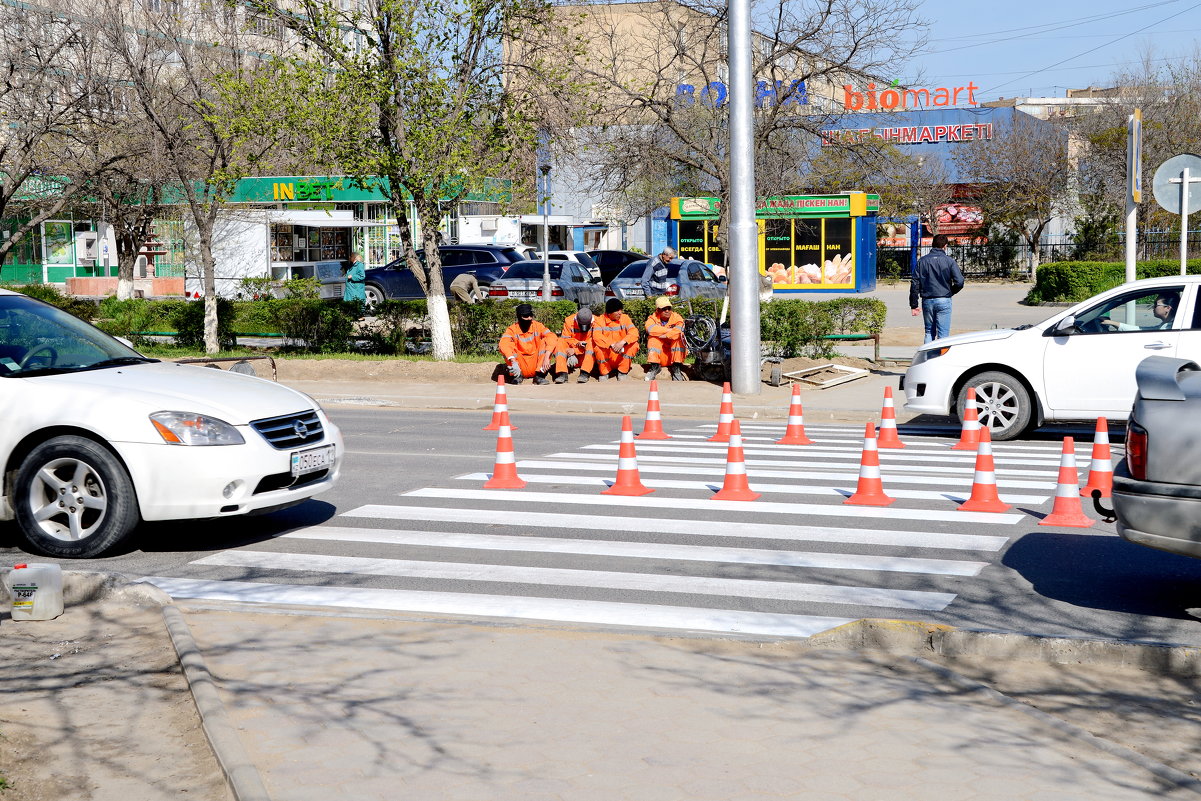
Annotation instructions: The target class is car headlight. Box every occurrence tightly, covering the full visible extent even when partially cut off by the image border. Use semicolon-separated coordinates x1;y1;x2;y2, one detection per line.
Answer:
913;346;951;366
150;412;245;446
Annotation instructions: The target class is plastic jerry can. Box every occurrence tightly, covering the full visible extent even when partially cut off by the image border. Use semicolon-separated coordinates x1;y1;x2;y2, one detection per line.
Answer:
5;563;64;621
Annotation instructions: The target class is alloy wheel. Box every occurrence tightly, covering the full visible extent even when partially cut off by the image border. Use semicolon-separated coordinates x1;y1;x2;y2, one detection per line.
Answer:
26;457;108;542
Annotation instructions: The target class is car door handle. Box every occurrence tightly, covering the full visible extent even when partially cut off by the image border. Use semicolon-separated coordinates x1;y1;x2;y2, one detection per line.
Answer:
1144;342;1172;350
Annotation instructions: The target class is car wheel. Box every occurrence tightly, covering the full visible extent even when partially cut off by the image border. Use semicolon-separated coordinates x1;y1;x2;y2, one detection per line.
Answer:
13;436;140;558
364;284;386;311
958;371;1033;441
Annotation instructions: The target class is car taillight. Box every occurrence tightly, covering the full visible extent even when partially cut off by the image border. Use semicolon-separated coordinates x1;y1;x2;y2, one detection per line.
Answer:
605;287;615;297
666;284;680;296
488;285;509;297
1126;420;1148;480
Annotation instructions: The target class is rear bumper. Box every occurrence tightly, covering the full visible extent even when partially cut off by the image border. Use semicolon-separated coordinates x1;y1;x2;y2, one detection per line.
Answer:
1113;461;1201;559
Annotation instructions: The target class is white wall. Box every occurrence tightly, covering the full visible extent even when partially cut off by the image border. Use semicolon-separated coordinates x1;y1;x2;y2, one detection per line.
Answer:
184;209;271;298
457;215;523;245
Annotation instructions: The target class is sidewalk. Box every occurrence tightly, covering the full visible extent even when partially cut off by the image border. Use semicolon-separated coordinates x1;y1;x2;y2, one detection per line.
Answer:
7;581;1201;801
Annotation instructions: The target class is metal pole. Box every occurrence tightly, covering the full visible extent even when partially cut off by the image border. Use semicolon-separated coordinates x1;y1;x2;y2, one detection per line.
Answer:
1125;112;1138;284
1182;167;1190;277
540;165;551;301
726;0;760;395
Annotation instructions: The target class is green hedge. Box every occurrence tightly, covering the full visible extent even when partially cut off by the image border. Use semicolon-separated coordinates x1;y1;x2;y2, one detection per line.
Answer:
1027;259;1201;303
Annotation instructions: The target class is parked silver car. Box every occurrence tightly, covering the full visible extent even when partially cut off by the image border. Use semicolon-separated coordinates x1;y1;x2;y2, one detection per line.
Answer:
606;259;727;301
1110;356;1201;558
486;260;605;305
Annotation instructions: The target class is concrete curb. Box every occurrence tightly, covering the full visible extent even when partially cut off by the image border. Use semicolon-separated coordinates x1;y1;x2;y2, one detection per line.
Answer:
807;618;1201;676
162;605;272;801
909;656;1201;796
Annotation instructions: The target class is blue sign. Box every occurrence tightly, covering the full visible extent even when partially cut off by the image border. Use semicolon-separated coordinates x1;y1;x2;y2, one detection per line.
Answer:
675;80;807;108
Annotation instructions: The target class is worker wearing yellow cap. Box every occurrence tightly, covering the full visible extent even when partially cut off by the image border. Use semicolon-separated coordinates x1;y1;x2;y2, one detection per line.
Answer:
644;296;688;381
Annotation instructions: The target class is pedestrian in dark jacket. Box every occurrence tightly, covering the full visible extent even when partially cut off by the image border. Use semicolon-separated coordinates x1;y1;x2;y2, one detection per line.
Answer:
910;234;965;343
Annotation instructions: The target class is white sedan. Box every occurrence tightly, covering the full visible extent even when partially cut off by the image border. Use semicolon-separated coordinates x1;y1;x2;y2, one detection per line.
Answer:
902;275;1201;439
0;288;342;558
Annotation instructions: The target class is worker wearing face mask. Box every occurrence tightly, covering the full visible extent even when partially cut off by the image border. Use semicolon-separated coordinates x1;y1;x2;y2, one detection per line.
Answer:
554;305;596;383
498;304;557;385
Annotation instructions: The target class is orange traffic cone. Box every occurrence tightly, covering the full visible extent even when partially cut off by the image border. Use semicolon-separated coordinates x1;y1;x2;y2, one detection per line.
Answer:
603;416;654;496
483;375;517;432
711;420;761;501
951;387;981;451
636;380;672;440
483;410;526;489
1081;418;1114;499
876;386;905;449
775;384;814;445
844;422;895;506
957;427;1010;513
1039;436;1094;528
708;382;736;442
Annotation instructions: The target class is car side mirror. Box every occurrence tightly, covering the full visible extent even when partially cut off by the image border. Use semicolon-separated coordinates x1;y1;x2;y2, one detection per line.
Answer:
717;275;728;283
591;277;603;284
1049;315;1078;336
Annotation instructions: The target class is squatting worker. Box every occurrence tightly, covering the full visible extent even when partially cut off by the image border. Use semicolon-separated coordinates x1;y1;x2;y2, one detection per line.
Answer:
591;297;640;380
909;233;965;344
449;272;484;304
498;303;556;385
554;306;596;383
644;296;688;382
342;251;367;310
641;247;675;298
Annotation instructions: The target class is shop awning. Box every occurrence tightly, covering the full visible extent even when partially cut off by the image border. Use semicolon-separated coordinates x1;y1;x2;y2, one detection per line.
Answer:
519;215;575;225
268;212;391;227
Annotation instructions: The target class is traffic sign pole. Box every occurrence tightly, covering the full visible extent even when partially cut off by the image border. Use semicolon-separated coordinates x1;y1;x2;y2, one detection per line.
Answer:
1125;110;1140;284
1168;167;1201;276
1152;153;1201;276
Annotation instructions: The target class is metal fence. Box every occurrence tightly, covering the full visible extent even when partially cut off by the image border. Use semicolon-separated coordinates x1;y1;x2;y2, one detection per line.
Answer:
877;230;1201;281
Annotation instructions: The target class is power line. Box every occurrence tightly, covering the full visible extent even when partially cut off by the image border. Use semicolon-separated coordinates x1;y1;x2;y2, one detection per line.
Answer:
934;1;1179;41
982;1;1201;95
923;53;1187;81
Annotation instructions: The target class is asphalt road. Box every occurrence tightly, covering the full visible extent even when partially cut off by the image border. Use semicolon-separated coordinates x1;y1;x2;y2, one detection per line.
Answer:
4;406;1201;646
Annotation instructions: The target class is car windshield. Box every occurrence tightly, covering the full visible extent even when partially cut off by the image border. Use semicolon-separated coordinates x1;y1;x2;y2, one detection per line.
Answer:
616;261;680;280
504;262;566;279
0;294;156;377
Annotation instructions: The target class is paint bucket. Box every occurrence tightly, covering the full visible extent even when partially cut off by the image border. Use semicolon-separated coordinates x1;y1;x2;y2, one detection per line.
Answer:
5;563;64;621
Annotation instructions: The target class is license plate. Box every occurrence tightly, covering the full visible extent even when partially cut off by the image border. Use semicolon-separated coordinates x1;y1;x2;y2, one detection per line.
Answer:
512;290;537;299
625;287;644;297
291;444;335;477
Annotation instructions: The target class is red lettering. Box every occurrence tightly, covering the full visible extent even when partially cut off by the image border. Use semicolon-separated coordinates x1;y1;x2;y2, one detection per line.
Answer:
933;125;948;141
919;126;934;143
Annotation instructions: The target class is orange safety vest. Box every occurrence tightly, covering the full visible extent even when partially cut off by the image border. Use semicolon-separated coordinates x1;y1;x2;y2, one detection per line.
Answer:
592;312;638;351
499;321;556;360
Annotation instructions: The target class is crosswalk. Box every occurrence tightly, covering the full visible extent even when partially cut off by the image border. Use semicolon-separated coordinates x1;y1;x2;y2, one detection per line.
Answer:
144;420;1119;639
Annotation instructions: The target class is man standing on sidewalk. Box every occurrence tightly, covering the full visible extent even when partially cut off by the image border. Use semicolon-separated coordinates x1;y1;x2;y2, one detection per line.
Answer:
641;247;675;298
910;233;965;343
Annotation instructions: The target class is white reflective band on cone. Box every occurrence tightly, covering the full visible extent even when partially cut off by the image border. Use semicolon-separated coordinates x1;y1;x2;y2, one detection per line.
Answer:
787;416;804;425
726;462;747;475
495;451;515;464
617;458;638;470
1055;481;1077;498
859;465;881;479
973;470;997;484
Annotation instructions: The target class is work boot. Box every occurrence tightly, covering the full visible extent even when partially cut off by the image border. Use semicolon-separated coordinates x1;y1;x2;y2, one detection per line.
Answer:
598;373;610;381
644;364;661;382
553;372;567;384
577;372;590;383
509;373;524;385
534;373;551;385
615;371;627;381
670;364;688;381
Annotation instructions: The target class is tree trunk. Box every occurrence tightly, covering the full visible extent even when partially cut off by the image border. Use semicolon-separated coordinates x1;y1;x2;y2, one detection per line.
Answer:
116;250;138;300
420;218;455;361
195;218;219;353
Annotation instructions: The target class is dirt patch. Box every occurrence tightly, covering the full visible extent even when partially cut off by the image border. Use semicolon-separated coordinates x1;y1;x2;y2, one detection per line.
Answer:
0;599;231;801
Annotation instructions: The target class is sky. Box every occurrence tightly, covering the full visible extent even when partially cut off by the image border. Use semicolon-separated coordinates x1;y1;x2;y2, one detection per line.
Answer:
903;0;1201;101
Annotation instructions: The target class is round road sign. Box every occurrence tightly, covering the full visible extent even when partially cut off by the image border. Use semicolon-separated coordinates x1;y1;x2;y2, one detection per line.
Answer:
1152;153;1201;215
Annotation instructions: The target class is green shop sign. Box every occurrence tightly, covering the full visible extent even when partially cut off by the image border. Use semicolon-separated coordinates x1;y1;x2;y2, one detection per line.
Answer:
671;193;880;220
228;176;512;205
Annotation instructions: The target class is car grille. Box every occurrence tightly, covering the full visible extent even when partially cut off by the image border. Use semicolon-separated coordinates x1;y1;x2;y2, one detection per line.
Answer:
253;468;330;494
251;410;324;450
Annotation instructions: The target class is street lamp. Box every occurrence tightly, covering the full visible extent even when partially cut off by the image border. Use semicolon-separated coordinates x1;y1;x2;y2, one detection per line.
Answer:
539;164;552;302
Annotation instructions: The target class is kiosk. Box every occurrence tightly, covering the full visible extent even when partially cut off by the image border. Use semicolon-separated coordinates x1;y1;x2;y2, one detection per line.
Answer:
670;193;879;293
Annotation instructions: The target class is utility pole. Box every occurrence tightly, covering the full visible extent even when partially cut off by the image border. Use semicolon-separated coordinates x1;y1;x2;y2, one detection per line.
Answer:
726;0;760;395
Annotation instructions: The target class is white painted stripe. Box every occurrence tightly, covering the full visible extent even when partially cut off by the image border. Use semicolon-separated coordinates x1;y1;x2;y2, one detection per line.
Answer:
534;456;1054;489
404;488;1024;525
283;526;988;576
142;577;855;638
191;550;957;611
676;431;1110;457
591;441;1064;467
342;505;1010;551
691;425;1103;453
516;461;1052;497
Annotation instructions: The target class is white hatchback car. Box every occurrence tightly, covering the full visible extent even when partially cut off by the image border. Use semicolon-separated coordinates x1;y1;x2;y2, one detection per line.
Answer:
0;288;342;558
903;275;1201;439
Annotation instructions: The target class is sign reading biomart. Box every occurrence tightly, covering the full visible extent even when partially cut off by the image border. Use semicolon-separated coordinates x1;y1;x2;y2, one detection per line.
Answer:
820;123;994;147
675;79;807;108
843;82;979;111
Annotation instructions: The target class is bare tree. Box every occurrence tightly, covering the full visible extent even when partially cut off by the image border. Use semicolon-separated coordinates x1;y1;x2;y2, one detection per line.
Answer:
551;0;928;247
0;3;113;268
952;113;1072;274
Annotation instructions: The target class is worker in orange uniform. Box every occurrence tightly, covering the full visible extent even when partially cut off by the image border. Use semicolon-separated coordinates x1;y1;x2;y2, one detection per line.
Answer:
499;304;557;385
553;306;595;384
644;296;688;382
591;298;640;381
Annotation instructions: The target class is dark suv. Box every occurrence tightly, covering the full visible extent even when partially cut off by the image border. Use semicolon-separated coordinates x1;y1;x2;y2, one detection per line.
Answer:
363;245;532;305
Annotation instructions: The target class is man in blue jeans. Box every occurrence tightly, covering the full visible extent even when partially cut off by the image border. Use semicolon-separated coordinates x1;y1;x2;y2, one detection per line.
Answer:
910;234;965;343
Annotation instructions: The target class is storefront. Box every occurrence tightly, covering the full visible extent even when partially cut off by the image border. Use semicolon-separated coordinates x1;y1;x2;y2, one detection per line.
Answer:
669;193;880;293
